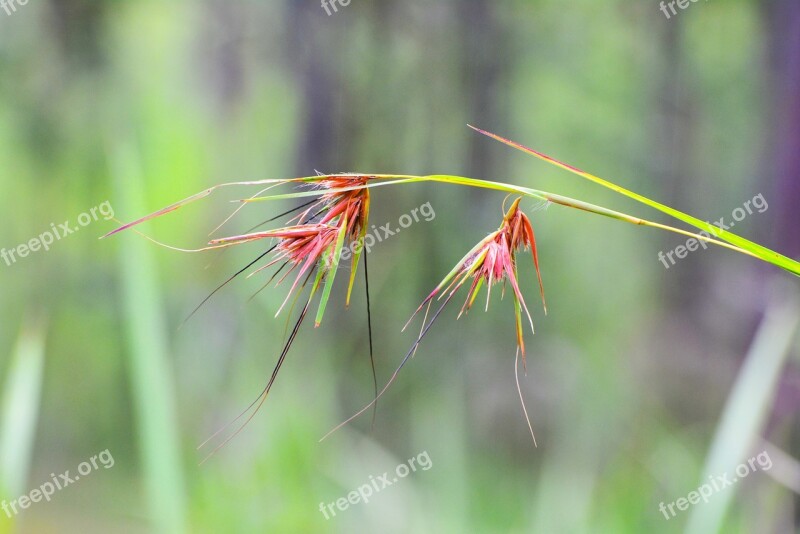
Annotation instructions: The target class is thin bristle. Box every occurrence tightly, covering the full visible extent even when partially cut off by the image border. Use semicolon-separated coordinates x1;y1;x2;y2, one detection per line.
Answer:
515;348;537;447
199;290;312;465
180;245;278;329
363;252;378;429
319;292;457;441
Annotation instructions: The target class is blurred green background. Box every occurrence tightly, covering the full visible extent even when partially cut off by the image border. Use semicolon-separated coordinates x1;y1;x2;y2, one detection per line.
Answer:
0;0;798;532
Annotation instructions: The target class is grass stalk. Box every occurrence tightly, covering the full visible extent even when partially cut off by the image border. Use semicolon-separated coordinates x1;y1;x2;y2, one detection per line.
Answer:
110;142;188;534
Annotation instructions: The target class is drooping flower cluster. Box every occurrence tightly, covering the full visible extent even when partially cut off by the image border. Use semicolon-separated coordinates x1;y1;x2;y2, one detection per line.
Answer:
405;197;546;361
319;197;548;443
207;174;373;326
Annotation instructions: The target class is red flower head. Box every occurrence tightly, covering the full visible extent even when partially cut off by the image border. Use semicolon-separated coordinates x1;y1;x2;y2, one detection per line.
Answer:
405;197;546;361
312;175;371;241
204;174;375;326
210;222;342;318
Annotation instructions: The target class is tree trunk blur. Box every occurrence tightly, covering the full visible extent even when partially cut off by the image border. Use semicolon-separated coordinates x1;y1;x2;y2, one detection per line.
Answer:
763;0;800;526
764;0;800;260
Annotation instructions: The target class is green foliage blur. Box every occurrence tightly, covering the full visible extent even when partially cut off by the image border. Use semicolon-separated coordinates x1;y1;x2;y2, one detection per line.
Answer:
0;1;798;533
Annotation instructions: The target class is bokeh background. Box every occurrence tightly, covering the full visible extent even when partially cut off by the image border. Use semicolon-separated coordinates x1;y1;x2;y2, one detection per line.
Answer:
0;1;798;532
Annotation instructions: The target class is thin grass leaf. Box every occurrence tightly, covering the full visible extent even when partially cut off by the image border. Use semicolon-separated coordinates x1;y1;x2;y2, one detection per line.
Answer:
346;193;371;307
110;142;188;534
684;282;800;534
100;176;321;238
469;125;800;277
242;174;755;262
315;214;349;327
240;177;420;203
106;170;753;268
0;316;46;500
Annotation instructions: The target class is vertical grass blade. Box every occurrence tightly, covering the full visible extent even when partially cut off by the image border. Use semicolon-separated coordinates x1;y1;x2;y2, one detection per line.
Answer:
346;199;370;307
0;316;46;501
684;281;800;534
110;142;188;534
315;215;348;327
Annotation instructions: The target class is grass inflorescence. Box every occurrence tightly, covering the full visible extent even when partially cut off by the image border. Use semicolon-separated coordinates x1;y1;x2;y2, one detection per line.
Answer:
101;127;800;456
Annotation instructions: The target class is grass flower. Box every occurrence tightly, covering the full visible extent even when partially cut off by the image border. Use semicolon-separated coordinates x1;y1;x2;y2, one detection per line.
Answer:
102;126;800;455
210;223;343;317
321;197;547;444
405;197;546;359
193;177;376;460
103;174;378;461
